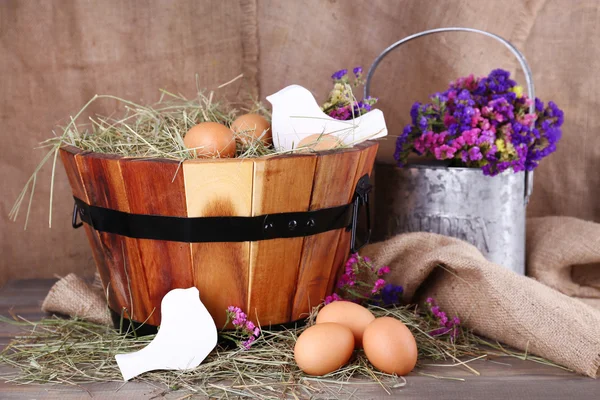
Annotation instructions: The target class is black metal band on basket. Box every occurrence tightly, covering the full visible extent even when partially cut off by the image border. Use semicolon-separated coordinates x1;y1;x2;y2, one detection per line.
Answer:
72;174;372;252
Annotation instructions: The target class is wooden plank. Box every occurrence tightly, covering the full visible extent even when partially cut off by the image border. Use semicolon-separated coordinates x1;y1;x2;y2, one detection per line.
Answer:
118;158;194;326
326;141;379;296
74;152;148;322
248;154;317;325
59;147;121;315
183;159;254;328
290;148;362;320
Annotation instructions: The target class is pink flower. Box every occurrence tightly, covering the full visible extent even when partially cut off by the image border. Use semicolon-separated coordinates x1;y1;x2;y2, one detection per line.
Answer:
443;114;456;127
451;136;466;150
519;113;537;127
324;293;342;305
433;144;456;160
377;266;390;276
462;128;481;146
371;278;386;294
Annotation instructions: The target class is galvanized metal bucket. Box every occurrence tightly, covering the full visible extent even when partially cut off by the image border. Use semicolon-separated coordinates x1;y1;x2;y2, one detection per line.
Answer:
365;28;535;275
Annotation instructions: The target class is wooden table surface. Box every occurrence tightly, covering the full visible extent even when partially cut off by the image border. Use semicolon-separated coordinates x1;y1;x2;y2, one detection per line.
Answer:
1;279;598;399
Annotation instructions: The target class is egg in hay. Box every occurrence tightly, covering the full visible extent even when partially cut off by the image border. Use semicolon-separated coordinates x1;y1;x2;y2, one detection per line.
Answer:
362;317;418;375
316;301;375;347
294;323;354;376
231;113;271;145
183;122;236;158
297;133;341;151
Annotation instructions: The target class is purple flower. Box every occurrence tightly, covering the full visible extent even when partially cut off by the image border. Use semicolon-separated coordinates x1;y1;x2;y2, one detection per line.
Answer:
468;146;483;161
374;283;403;306
245;321;255;331
242;335;256;349
353;66;363;76
331;69;348;80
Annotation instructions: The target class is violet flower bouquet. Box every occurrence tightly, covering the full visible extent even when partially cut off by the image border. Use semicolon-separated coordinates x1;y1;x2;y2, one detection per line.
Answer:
395;69;564;176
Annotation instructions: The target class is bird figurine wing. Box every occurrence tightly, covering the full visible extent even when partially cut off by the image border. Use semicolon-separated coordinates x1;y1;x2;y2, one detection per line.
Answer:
115;287;218;381
266;84;387;151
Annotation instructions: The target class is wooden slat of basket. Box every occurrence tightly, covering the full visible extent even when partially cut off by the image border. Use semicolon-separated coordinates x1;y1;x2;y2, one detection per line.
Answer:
326;141;379;295
248;154;317;325
118;158;194;326
74;152;149;322
290;148;363;320
183;159;254;328
60;147;131;318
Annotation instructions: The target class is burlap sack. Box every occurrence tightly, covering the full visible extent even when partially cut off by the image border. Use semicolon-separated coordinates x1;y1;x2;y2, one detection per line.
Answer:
362;232;600;378
42;273;112;326
527;217;600;298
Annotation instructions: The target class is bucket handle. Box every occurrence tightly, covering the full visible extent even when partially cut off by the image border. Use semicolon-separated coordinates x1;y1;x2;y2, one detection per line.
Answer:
364;27;535;205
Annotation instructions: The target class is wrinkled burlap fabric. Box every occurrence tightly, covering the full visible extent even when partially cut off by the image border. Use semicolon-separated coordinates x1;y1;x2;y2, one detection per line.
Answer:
362;232;600;378
41;273;112;326
527;217;600;299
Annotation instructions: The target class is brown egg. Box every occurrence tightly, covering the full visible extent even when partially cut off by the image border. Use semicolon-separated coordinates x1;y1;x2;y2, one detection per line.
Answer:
362;317;418;375
294;323;354;376
297;133;341;151
316;301;375;348
231;113;272;145
183;122;236;158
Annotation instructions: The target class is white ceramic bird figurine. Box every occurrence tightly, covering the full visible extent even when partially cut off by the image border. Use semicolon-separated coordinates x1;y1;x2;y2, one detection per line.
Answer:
266;84;388;151
115;287;217;381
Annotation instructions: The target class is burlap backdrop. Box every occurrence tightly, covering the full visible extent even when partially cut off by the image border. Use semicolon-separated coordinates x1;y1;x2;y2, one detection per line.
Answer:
2;0;599;284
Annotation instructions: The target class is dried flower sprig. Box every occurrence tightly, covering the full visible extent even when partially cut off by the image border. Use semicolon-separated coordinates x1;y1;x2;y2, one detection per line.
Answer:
222;306;261;350
327;253;403;306
424;297;461;342
321;67;378;121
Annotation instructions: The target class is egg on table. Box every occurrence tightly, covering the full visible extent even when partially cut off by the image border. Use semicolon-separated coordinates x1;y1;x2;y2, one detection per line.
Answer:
231;113;272;145
296;133;341;151
294;323;354;376
183;122;236;158
316;301;375;347
362;317;418;375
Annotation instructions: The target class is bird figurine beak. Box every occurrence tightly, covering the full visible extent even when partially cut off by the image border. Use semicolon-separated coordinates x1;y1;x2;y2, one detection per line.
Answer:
266;84;387;151
115;287;218;381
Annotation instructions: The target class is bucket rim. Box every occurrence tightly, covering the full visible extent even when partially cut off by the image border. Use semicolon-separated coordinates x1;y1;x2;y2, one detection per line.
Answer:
374;161;528;176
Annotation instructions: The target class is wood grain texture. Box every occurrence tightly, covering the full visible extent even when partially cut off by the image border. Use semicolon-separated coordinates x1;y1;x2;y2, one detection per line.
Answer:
183;159;254;328
117;158;194;326
74;152;147;321
59;147;123;314
290;148;362;320
248;154;317;325
326;141;379;296
59;142;377;327
2;279;599;399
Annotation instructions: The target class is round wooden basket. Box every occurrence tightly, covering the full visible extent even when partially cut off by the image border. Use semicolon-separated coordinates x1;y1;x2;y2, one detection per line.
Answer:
60;141;378;329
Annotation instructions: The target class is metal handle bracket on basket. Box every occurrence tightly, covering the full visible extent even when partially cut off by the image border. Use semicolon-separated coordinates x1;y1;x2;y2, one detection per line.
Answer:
365;27;535;205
